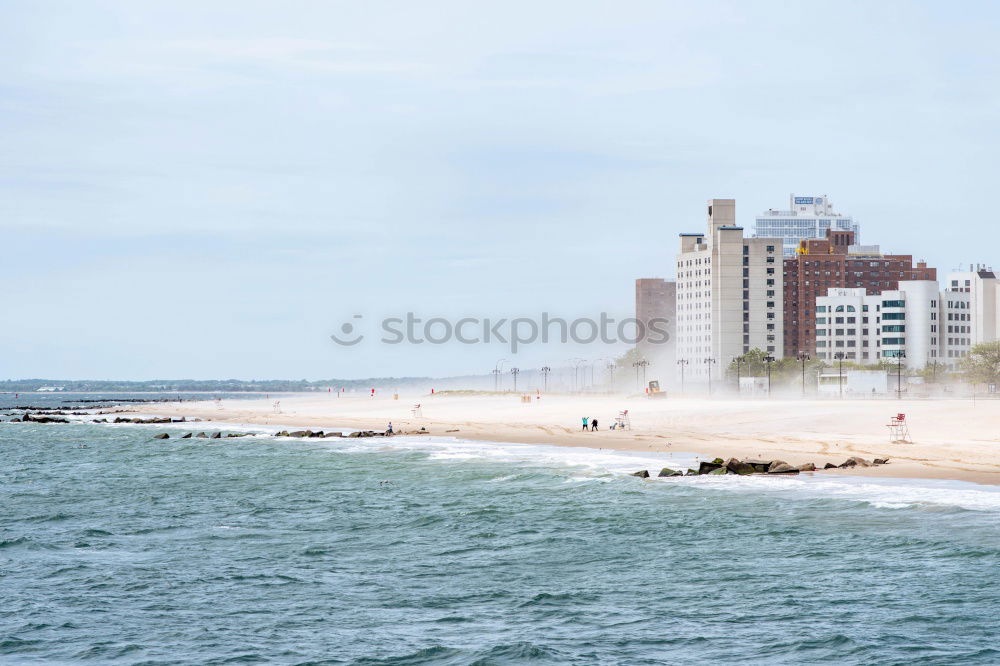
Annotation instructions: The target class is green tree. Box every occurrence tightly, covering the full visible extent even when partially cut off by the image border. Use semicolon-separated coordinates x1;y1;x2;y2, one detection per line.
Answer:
960;342;1000;385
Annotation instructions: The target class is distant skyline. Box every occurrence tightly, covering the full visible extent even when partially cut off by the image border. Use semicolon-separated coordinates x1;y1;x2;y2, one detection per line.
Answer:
3;1;998;379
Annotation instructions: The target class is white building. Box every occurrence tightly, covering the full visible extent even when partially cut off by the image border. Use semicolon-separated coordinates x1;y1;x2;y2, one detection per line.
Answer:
815;281;971;371
945;266;1000;345
753;194;859;258
676;199;783;383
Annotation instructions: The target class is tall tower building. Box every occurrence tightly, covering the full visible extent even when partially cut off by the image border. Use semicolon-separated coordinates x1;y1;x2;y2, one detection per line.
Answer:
754;194;859;258
945;266;1000;345
676;199;783;384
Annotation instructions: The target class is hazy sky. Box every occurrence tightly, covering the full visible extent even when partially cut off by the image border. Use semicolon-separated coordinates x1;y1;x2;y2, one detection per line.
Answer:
3;1;998;380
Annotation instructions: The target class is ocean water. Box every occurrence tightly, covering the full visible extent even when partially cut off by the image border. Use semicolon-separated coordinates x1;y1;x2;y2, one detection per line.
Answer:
2;396;1000;664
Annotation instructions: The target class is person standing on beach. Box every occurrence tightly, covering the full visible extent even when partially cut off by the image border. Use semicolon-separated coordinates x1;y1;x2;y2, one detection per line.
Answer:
582;416;589;431
591;418;598;431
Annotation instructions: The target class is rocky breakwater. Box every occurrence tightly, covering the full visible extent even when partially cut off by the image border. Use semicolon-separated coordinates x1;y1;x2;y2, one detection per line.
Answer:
634;456;890;478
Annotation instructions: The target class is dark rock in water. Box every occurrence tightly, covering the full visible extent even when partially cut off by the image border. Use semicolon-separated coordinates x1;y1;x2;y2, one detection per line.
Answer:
23;413;70;424
181;432;192;438
823;462;838;469
658;467;683;477
274;431;289;437
873;458;889;465
725;458;756;475
796;463;817;472
743;459;773;473
10;417;21;422
766;460;788;472
152;433;169;440
210;432;222;439
711;457;724;465
195;432;208;438
632;470;650;478
288;431;308;437
309;431;324;438
767;463;799;474
323;432;342;438
707;466;728;475
686;469;698;476
698;461;723;475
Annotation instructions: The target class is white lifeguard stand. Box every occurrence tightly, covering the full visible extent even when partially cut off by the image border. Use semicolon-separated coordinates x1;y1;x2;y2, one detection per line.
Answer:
411;403;423;418
887;412;911;443
616;410;631;431
214;398;223;410
272;400;282;414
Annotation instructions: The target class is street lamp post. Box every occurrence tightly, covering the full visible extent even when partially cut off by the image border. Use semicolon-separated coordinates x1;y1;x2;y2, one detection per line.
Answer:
494;358;507;392
704;358;716;395
764;355;775;397
798;353;810;397
541;366;551;392
607;362;615;392
510;367;520;393
677;359;688;394
834;352;844;399
734;355;745;395
633;359;649;392
896;350;906;400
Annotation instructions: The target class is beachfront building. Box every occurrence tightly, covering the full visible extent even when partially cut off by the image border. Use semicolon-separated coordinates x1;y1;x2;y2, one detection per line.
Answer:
753;194;859;258
782;229;936;361
676;199;783;385
635;278;676;386
815;281;971;370
945;265;1000;345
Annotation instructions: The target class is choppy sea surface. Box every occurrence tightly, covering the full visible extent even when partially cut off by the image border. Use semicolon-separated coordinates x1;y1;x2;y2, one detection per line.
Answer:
2;393;999;664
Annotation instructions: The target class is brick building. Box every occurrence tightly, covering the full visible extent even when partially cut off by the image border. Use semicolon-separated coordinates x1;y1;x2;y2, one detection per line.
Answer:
782;229;936;359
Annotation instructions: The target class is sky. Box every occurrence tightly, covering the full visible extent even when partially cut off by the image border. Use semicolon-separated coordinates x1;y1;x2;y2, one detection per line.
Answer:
2;1;999;380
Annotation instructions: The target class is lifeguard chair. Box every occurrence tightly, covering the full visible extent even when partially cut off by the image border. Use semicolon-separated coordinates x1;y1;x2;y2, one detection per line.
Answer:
887;413;911;443
411;403;423;418
616;410;631;431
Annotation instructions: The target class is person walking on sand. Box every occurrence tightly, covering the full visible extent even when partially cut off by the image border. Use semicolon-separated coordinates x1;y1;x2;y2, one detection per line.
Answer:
591;418;598;431
581;416;589;431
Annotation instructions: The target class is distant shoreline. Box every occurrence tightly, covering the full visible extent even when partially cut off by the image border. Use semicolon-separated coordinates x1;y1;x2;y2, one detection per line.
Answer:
130;392;1000;486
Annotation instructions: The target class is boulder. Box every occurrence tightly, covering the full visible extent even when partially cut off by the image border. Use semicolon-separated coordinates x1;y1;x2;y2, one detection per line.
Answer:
766;460;788;472
873;458;889;465
840;456;871;468
658;467;683;477
711;457;724;465
823;462;838;469
309;431;324;438
743;459;774;474
708;466;728;475
274;431;289;437
323;432;343;438
685;469;698;476
195;432;208;438
632;470;650;478
698;461;723;475
725;458;756;475
767;463;799;474
796;463;817;472
152;433;170;440
210;432;222;439
348;431;362;438
288;431;308;438
181;432;192;439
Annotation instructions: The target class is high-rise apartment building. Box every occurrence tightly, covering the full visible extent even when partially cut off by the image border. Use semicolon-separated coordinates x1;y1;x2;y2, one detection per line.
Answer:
815;282;970;370
676;199;783;383
635;278;676;385
753;194;859;258
945;266;1000;345
783;229;936;360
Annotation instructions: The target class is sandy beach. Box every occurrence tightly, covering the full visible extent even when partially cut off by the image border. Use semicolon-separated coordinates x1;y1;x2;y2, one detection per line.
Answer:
134;392;1000;485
